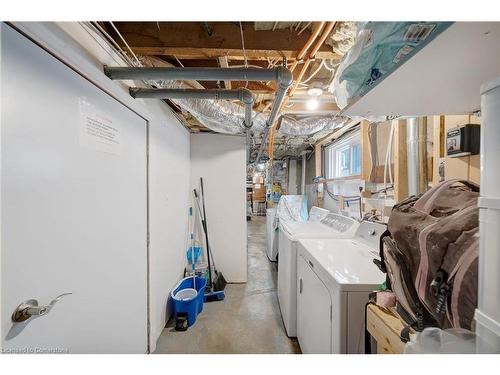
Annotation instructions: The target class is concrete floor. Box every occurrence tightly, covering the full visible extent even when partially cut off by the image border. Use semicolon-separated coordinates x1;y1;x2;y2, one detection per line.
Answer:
154;216;301;354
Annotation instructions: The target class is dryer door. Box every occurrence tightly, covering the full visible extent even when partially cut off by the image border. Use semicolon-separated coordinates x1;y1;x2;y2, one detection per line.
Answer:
297;254;332;353
277;227;297;337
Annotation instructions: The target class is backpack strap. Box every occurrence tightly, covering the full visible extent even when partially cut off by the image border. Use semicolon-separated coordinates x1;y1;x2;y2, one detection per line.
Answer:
374;230;393;291
374;229;391;273
414;179;480;214
415;178;462;213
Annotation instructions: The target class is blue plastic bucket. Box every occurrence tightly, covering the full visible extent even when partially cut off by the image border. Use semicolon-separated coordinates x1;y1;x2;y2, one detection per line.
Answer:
171;276;206;327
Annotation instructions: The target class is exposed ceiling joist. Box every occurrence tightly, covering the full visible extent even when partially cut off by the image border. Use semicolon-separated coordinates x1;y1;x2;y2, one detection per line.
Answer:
282;101;339;114
217;56;231;89
107;22;341;61
126;46;340;61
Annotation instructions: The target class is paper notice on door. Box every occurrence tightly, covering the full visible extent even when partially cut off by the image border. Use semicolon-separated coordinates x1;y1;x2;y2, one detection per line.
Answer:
79;98;121;155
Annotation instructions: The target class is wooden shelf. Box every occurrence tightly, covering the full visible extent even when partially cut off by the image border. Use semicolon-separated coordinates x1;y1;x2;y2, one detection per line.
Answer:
366;303;413;354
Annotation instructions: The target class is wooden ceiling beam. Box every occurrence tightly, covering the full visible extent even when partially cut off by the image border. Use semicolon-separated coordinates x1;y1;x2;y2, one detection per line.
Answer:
281;101;339;114
108;22;341;61
217;56;231;89
126;46;340;61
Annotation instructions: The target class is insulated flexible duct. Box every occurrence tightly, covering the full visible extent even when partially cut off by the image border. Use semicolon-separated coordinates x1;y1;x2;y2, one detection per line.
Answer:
104;65;291;145
278;115;350;136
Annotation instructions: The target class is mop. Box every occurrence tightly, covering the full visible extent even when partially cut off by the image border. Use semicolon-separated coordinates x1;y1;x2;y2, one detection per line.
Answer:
193;177;226;302
189;206;196;290
174;206;199;332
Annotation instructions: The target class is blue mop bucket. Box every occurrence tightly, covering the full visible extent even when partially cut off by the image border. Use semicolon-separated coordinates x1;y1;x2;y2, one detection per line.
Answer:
171;276;207;327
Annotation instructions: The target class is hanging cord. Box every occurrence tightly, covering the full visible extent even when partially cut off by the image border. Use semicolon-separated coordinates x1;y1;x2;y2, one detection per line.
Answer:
109;21;141;66
239;22;249;88
300;60;326;85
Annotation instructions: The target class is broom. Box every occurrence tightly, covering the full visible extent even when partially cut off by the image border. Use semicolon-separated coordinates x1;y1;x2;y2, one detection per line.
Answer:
193;178;226;302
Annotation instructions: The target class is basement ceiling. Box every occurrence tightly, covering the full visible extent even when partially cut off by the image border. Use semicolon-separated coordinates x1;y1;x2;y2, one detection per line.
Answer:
101;21;357;159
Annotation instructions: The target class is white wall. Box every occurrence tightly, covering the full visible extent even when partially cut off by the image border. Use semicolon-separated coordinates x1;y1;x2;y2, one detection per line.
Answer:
6;22;190;352
190;134;247;283
147;100;190;352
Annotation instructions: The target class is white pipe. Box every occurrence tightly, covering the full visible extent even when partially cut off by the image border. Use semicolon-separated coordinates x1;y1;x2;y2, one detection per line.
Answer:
476;77;500;352
388;121;395;185
407;117;420;196
383;121;395;196
301;152;307;194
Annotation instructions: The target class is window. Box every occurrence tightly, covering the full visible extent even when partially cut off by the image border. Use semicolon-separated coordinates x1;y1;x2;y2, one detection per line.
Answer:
324;131;361;179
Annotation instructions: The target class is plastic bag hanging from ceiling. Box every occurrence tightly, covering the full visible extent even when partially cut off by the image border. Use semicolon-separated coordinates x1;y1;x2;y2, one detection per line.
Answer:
278;115;351;136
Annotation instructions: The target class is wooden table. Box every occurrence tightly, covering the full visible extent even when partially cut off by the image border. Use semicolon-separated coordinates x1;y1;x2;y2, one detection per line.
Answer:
366;304;414;354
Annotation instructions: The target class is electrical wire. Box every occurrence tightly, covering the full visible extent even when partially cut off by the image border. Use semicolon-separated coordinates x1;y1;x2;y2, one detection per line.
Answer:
239;21;249;89
369;184;394;196
82;23;129;66
297;22;312;36
323;182;361;202
323;59;339;72
174;56;185;67
239;22;248;69
323;183;363;219
109;21;141;66
300;60;325;85
226;64;266;69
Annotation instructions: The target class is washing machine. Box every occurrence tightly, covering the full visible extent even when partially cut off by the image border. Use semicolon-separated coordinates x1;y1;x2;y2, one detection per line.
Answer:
296;221;386;353
266;207;279;261
267;205;329;262
277;213;359;337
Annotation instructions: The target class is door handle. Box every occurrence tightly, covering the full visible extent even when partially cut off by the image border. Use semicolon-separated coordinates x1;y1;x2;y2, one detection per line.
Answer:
11;293;72;323
299;278;303;294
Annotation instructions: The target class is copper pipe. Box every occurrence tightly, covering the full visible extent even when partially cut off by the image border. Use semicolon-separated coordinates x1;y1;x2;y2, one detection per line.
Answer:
268;21;336;158
307;21;335;59
289;22;325;73
288;22;335;97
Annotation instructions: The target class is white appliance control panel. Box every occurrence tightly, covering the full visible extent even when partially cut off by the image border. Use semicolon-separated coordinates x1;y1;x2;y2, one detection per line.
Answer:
320;213;357;233
354;220;387;251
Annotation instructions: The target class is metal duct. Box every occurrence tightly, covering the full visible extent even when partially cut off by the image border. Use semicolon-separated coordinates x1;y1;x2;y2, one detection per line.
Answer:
134;56;255;134
278;115;350;136
104;66;288;83
104;66;293;161
130;87;255;129
254;70;293;164
407;117;419;196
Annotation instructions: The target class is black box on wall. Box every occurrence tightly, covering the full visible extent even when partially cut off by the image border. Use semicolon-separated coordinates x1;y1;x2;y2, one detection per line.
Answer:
446;124;480;158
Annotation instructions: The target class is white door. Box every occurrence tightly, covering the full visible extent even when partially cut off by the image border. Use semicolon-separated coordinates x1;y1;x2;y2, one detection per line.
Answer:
1;24;148;353
297;254;331;354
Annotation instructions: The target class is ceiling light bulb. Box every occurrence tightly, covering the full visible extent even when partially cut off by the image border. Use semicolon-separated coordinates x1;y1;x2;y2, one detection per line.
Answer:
307;87;323;97
306;98;319;111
